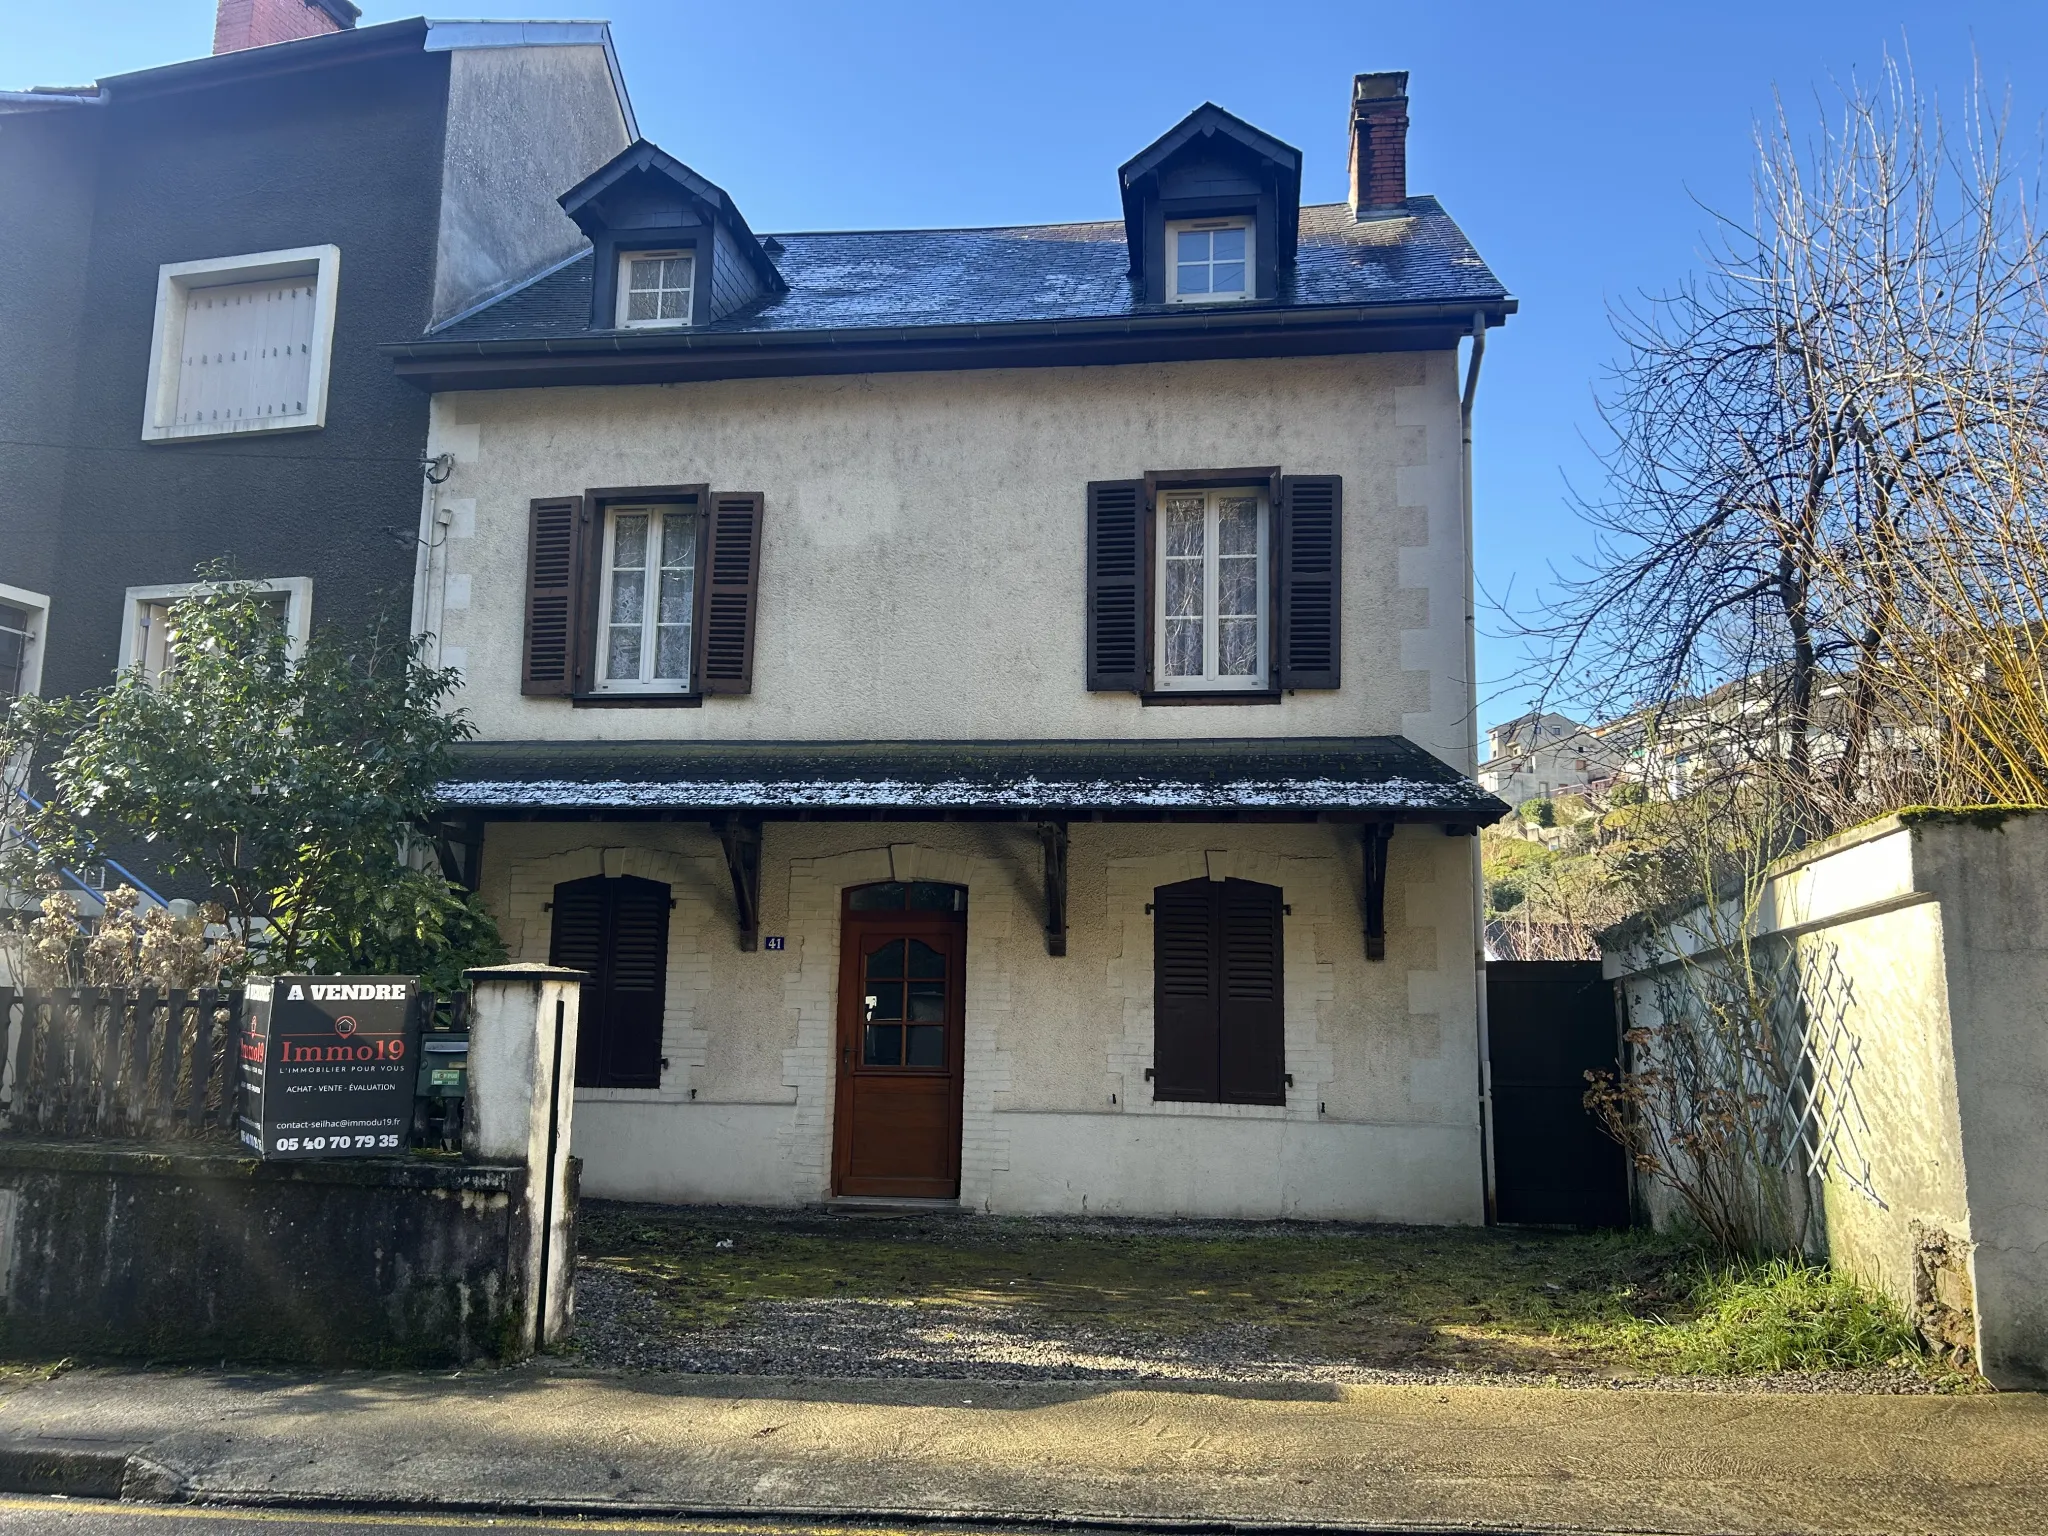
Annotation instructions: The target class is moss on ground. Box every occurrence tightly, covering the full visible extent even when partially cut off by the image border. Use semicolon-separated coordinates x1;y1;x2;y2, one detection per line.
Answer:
577;1206;1939;1379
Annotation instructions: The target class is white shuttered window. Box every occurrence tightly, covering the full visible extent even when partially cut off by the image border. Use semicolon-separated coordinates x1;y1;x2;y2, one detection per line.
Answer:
141;245;339;443
175;276;319;429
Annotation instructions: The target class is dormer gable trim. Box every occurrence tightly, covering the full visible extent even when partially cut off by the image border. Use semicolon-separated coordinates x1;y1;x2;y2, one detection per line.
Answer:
558;139;788;330
1118;103;1302;301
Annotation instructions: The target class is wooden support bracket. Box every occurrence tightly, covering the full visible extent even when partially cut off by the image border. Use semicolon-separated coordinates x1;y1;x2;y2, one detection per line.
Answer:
428;814;485;895
716;816;763;952
1362;822;1394;961
1040;819;1069;957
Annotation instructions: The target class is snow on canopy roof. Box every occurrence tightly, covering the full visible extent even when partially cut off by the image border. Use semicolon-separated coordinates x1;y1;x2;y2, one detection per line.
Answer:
437;737;1508;819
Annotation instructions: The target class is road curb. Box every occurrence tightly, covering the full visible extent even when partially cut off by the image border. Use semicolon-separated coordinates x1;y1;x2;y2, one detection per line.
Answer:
162;1488;1630;1535
0;1442;185;1503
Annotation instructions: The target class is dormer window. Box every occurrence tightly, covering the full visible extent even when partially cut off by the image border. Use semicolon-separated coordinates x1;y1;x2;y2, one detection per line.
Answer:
618;251;695;328
1168;219;1252;304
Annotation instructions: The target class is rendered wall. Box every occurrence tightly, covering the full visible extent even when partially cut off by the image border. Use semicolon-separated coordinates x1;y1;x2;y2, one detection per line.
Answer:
479;818;1485;1222
434;44;632;326
422;350;1474;769
1604;813;2048;1389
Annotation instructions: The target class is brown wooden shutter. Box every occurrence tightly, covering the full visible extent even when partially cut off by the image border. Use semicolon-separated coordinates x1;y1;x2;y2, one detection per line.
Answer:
601;875;670;1088
697;492;763;694
1277;475;1342;689
550;873;670;1090
522;496;583;695
1217;878;1286;1105
548;875;608;1085
1151;878;1220;1102
1087;479;1147;691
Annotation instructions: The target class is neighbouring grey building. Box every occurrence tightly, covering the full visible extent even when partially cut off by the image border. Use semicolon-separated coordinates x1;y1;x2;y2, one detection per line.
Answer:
0;0;634;717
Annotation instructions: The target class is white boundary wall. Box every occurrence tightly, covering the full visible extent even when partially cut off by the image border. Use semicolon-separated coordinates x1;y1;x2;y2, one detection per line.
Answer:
1602;811;2048;1390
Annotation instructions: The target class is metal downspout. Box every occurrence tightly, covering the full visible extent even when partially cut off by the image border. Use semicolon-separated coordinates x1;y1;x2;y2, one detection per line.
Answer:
1461;310;1496;1223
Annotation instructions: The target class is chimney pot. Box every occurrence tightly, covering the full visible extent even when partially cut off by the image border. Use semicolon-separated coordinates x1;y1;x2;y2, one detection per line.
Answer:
213;0;359;56
1348;70;1411;220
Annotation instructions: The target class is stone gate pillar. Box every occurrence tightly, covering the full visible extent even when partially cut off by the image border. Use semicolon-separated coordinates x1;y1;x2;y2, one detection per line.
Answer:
464;962;585;1353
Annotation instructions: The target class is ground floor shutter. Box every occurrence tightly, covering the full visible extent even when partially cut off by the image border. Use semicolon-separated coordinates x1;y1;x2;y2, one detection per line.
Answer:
1152;876;1285;1104
549;873;670;1089
1218;878;1286;1104
1152;879;1220;1101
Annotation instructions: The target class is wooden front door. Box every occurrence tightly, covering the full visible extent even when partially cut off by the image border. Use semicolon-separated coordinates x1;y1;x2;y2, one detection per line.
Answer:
832;881;967;1198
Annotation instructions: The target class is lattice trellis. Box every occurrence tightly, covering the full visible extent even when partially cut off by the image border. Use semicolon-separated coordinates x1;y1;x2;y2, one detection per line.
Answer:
1645;933;1884;1211
1773;940;1884;1208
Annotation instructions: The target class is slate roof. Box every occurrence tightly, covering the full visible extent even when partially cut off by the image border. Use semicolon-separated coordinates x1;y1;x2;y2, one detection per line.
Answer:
438;737;1508;821
427;199;1507;344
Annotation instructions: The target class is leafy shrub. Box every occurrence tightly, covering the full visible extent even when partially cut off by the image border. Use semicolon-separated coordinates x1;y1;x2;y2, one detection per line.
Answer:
1517;797;1556;827
1610;782;1650;806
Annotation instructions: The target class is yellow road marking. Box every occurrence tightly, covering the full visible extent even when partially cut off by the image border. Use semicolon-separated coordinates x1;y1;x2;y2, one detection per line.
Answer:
0;1501;957;1535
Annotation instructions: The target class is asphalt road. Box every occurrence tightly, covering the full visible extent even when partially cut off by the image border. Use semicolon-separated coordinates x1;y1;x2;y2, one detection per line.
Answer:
2;1504;1125;1536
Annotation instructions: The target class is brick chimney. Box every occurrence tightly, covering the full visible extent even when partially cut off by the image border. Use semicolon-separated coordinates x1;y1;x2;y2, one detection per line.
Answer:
1348;71;1410;219
213;0;359;55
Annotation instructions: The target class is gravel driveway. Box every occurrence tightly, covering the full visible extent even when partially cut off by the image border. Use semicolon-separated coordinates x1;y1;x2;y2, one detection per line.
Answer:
565;1203;1947;1393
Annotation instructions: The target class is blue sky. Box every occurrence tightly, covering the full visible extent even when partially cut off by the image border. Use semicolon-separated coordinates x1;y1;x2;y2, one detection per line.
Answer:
10;1;2048;730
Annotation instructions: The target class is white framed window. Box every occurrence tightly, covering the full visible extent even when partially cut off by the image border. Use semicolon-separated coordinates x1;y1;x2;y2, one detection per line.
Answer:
615;250;695;328
140;245;340;443
595;504;698;692
1167;217;1252;303
117;579;312;688
0;583;50;701
1155;487;1268;691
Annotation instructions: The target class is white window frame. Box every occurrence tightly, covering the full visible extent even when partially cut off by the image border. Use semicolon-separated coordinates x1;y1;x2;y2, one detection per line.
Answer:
593;504;698;694
140;245;341;443
0;582;50;701
1166;216;1254;304
1153;486;1270;692
117;578;313;687
615;249;695;329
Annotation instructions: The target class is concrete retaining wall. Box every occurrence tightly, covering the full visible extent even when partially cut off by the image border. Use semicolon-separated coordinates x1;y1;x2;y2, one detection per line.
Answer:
0;1140;569;1365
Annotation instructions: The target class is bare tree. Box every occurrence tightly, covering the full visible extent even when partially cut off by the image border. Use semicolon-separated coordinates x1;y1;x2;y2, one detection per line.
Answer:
1527;54;2048;835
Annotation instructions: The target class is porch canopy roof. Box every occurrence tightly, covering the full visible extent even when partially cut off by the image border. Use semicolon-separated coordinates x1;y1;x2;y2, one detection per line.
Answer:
436;736;1508;825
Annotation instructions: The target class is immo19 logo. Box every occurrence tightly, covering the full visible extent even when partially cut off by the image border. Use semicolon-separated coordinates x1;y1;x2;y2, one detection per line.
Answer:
278;1013;408;1064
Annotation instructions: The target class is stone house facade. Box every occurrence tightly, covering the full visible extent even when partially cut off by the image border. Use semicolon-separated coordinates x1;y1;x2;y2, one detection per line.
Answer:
395;73;1515;1217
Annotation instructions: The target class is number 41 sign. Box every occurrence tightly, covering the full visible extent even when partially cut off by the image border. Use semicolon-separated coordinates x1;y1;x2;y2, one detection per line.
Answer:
239;976;421;1160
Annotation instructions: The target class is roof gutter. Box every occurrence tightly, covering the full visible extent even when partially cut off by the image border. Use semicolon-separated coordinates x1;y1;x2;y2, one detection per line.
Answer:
385;296;1518;391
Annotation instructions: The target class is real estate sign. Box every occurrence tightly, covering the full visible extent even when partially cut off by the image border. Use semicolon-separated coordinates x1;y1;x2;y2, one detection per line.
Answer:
239;976;420;1158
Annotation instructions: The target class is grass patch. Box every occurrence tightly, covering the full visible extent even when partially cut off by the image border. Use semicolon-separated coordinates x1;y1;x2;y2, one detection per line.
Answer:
1638;1257;1922;1375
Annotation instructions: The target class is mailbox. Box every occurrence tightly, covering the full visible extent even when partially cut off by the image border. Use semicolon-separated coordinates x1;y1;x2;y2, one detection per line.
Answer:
413;1021;470;1150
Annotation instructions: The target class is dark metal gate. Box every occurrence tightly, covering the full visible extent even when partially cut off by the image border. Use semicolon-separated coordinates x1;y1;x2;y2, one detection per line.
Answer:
1486;960;1630;1227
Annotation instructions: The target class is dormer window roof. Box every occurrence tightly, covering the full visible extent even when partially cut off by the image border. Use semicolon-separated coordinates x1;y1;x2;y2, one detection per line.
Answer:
557;139;787;332
1117;104;1302;306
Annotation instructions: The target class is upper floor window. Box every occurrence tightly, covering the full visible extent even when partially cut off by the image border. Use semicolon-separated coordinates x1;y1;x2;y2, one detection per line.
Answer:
597;504;698;692
141;246;340;443
0;585;49;701
617;251;694;328
118;579;312;687
1167;218;1252;304
1157;487;1267;690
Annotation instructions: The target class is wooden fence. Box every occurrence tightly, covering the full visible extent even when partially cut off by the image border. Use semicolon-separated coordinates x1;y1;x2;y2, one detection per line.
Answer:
0;986;245;1140
0;985;471;1143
